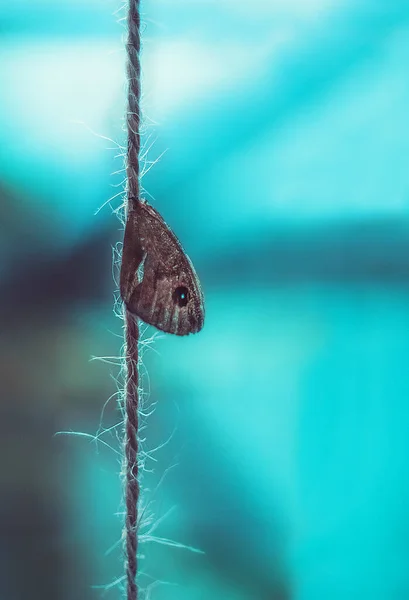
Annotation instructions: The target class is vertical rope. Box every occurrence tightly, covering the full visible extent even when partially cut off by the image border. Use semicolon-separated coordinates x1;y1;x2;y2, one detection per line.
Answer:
124;2;141;599
124;313;139;600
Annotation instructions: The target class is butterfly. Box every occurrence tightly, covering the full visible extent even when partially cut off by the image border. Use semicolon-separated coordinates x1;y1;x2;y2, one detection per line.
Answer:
120;199;205;336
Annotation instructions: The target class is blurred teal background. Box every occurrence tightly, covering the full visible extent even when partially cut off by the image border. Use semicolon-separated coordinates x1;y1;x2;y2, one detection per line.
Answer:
2;1;409;599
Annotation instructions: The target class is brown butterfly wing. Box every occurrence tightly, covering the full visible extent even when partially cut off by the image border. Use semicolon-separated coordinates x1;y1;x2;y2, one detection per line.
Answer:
120;201;205;335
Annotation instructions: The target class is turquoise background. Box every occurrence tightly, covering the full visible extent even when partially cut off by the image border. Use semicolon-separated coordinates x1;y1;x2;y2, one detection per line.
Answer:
1;1;409;599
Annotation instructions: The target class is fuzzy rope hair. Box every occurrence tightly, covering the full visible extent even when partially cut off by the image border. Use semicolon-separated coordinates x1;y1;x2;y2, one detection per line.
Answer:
123;1;141;599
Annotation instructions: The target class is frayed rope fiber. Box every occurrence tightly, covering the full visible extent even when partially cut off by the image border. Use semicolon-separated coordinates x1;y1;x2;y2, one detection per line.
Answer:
123;1;141;599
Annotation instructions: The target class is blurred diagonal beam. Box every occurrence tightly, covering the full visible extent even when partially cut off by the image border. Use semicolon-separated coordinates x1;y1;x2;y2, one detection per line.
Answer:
147;3;409;204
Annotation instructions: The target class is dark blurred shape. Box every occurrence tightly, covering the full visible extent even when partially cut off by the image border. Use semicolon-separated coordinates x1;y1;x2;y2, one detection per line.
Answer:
0;186;115;321
0;184;117;600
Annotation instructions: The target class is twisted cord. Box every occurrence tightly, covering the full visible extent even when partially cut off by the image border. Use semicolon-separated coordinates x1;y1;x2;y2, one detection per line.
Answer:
123;1;141;599
124;312;139;600
126;0;141;201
